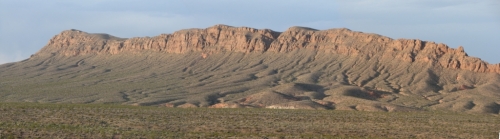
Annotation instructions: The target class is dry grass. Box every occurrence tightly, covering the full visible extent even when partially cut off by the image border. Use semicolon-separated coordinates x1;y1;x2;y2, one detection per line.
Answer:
0;102;499;138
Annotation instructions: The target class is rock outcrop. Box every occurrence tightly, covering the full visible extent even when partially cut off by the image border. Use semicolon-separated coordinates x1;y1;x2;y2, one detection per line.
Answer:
36;24;500;74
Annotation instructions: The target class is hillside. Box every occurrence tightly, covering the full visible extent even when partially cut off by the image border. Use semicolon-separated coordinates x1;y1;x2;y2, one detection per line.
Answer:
0;25;499;114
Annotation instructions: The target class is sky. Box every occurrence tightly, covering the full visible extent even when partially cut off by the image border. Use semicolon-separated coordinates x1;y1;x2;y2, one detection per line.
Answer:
0;0;499;64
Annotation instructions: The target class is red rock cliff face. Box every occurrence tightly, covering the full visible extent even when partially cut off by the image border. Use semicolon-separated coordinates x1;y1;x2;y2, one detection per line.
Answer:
40;25;279;55
36;24;500;74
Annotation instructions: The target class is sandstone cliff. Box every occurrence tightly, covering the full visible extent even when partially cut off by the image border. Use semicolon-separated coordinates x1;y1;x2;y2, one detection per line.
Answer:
36;24;500;74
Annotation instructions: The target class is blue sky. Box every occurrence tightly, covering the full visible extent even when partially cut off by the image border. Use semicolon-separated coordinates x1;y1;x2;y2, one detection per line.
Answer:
1;0;499;64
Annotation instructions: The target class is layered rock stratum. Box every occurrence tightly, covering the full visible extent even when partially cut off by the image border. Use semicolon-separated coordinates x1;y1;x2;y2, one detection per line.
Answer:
1;25;499;114
38;24;500;73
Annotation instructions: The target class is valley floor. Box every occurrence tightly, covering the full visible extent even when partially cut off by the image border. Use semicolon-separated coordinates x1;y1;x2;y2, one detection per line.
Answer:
0;103;498;138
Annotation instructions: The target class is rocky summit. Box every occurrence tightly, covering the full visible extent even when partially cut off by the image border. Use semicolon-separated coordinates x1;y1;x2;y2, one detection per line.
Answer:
1;25;499;114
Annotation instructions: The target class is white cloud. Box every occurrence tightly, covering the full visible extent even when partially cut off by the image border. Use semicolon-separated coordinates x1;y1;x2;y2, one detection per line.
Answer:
0;51;27;65
0;53;11;65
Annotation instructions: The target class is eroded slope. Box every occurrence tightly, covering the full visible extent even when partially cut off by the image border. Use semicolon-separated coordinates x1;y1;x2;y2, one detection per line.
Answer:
1;25;499;114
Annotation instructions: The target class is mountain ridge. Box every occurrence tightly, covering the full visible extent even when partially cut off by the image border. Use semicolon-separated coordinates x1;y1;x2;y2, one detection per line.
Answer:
35;24;500;74
2;24;499;114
